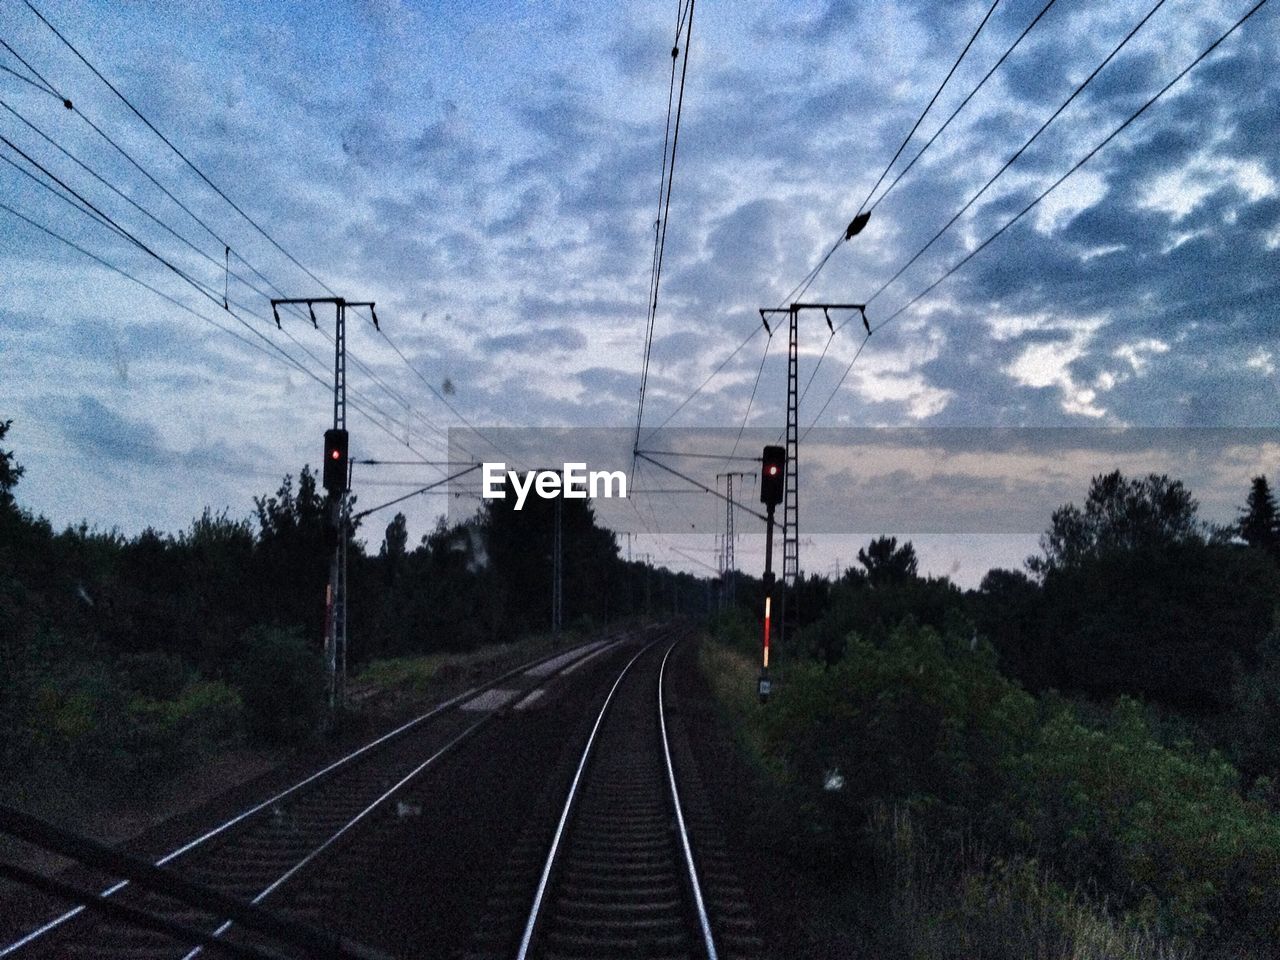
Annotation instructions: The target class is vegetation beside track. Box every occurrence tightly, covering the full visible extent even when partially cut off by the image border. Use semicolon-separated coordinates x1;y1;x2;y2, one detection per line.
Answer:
0;418;659;835
704;617;1280;959
700;468;1280;959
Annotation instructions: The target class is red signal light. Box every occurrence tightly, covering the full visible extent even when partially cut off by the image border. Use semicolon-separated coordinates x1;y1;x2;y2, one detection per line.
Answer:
323;428;349;493
760;444;785;507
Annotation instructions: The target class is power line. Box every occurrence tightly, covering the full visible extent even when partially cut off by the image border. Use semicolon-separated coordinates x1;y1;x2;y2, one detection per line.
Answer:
13;9;495;459
725;331;773;463
0;156;437;461
374;329;499;461
4;92;456;456
0;59;59;100
0;35;66;103
855;0;1001;218
1;94;454;454
21;0;337;297
634;0;697;460
866;0;1063;216
639;322;764;443
802;0;1271;437
0;199;293;370
768;0;1037;415
864;0;1174;311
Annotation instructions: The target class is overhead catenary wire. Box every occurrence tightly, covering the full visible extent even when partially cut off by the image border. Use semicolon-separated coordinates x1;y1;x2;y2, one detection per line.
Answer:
0;196;434;460
750;0;1031;436
0;94;455;456
801;0;1271;439
864;0;1063;217
21;0;337;297
0;165;437;463
639;322;763;444
854;0;1001;218
634;0;696;463
0;35;66;103
0;59;61;100
862;0;1174;311
14;3;500;459
724;332;773;464
798;0;1191;436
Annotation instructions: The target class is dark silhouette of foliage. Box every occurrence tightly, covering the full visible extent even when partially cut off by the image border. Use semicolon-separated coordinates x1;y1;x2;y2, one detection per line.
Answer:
1239;475;1280;558
1028;470;1203;577
0;419;21;508
857;535;919;586
972;568;1044;686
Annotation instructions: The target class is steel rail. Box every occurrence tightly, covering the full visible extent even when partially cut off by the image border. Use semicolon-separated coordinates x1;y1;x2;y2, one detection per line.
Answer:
0;635;623;956
181;717;489;958
659;639;718;960
514;641;656;960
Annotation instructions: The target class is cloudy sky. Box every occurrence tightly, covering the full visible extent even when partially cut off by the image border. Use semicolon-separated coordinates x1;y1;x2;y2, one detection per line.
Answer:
1;0;1277;583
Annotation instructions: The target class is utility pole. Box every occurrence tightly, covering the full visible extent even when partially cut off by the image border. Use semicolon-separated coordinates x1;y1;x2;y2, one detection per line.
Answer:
271;295;377;716
637;552;653;619
758;445;785;702
552;493;563;638
759;302;865;656
717;471;750;611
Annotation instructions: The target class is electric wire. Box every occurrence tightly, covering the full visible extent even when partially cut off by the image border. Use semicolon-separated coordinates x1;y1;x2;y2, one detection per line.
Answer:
724;330;772;464
0;60;59;100
854;0;1001;218
0;94;453;455
0;149;439;461
701;3;1000;458
0;35;63;101
865;0;1063;217
748;0;1062;429
802;0;1270;439
21;0;337;297
634;0;696;460
15;6;499;457
863;0;1174;311
2;195;433;463
638;322;764;443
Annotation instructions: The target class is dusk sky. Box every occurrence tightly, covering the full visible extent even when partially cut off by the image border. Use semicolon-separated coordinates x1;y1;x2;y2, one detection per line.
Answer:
1;0;1277;585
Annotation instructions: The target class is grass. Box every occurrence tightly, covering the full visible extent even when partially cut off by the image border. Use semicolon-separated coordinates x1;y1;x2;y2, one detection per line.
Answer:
355;628;596;695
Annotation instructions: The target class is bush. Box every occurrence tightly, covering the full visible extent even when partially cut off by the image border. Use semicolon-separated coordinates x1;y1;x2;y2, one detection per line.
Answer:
749;621;1280;950
234;626;325;744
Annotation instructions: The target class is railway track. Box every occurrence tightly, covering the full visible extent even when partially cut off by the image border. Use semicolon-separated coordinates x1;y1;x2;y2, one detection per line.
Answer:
465;631;764;960
0;633;634;960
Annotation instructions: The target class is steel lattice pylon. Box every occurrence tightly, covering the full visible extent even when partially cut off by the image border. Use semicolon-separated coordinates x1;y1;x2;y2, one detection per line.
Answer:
782;307;799;590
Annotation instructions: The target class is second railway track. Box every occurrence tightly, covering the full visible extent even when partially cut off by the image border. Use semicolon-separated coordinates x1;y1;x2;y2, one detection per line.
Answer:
1;633;634;960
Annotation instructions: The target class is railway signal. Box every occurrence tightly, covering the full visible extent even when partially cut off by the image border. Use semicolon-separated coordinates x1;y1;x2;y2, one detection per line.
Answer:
323;428;349;493
758;444;785;702
760;445;785;507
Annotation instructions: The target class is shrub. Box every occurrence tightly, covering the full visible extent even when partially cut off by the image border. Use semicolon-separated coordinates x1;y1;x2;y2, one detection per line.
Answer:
234;627;325;744
747;621;1280;949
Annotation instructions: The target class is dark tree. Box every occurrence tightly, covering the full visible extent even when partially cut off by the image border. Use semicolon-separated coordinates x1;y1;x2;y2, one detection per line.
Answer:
0;419;21;509
1239;475;1280;558
1029;470;1202;576
1022;471;1279;709
380;512;409;565
857;535;918;586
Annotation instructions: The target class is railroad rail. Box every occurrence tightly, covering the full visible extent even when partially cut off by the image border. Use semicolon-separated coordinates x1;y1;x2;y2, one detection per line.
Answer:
466;631;763;959
0;633;633;959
